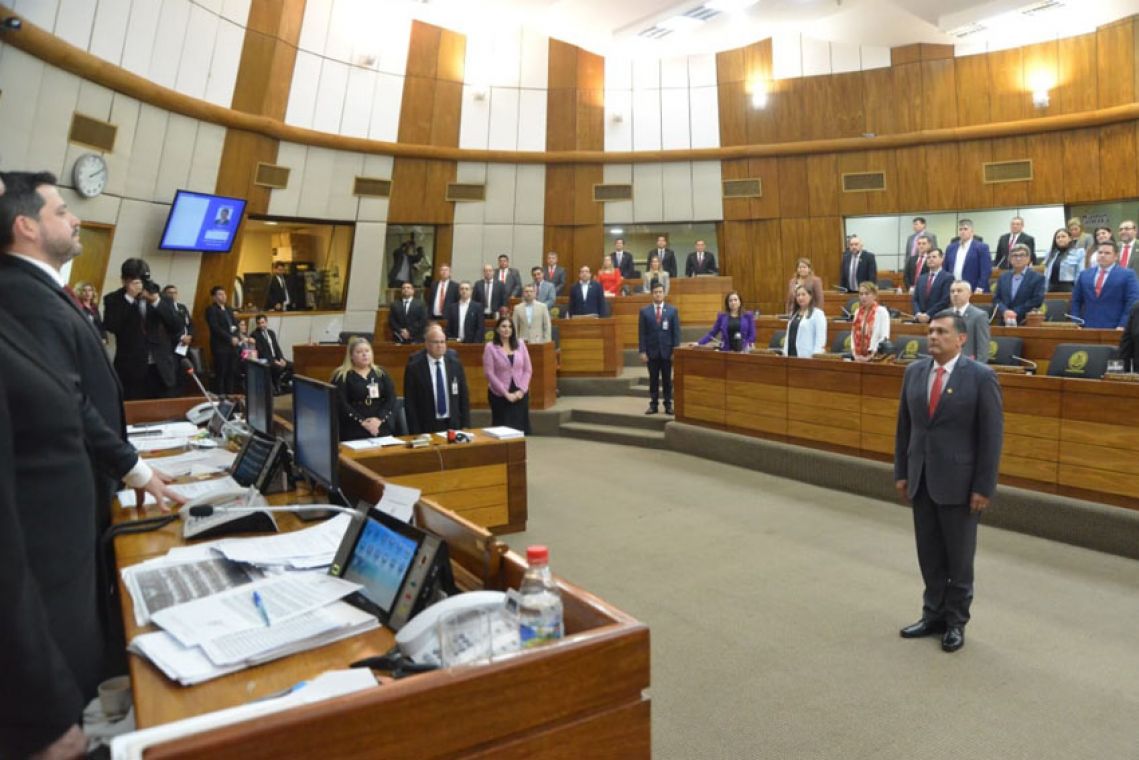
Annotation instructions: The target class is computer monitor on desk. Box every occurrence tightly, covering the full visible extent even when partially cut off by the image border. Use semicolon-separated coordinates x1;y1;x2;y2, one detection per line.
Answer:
292;375;340;496
245;360;274;436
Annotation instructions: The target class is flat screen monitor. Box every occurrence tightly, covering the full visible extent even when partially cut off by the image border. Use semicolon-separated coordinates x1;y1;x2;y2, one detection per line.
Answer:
292;375;339;492
158;189;247;253
244;361;274;437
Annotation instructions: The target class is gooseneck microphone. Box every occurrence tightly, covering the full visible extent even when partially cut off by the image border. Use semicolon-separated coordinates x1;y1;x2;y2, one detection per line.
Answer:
1064;313;1086;326
181;357;221;416
186;503;361;519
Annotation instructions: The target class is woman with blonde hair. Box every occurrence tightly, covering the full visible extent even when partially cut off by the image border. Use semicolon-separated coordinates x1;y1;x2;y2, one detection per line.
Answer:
331;336;396;440
1067;217;1095;266
785;257;825;315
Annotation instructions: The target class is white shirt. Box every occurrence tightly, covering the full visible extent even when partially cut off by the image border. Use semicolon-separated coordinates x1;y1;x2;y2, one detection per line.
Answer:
8;253;65;287
927;352;961;403
483;280;495;314
429;357;450;419
277;275;290;305
457;300;470;340
580;282;591;301
953;239;972;280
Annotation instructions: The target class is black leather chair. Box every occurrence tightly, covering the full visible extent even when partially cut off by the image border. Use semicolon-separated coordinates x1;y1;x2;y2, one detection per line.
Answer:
339;331;374;344
769;330;786;350
1046;344;1117;379
987;336;1024;366
830;330;852;354
894;336;929;361
842;297;859;319
390;396;410;436
1041;300;1070;323
877;279;895;291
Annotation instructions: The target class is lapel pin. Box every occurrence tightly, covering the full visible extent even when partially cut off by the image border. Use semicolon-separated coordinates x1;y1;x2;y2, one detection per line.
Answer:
947;388;954;394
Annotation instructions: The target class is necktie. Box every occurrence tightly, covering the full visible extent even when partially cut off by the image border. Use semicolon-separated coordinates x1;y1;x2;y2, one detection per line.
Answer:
404;299;410;315
1011;274;1021;300
924;272;934;298
698;253;703;269
485;282;493;314
435;282;445;315
549;266;555;280
1123;244;1132;269
280;276;289;305
434;360;447;417
850;256;858;289
655;305;662;324
929;366;945;417
1095;268;1107;297
914;254;925;282
499;270;507;284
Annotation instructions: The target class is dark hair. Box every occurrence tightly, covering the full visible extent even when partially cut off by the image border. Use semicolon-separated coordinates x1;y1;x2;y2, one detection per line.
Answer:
927;247;943;258
0;171;57;249
723;290;742;313
531;266;542;275
274;261;286;269
255;313;268;322
1094;226;1113;240
162;284;177;293
210;285;225;296
142;280;160;295
913;216;926;224
1098;239;1119;253
650;281;665;293
931;310;967;335
498;254;509;262
121;257;150;281
492;315;518;350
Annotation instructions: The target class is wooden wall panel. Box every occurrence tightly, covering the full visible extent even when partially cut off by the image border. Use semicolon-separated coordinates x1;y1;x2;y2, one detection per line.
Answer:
1026;132;1065;205
1022;41;1060;118
893;146;928;211
1062;128;1102;202
956;139;994;210
805;153;839;217
924;144;960;211
717;80;748;148
777;157;810;218
720;158;750;221
989;136;1029;208
573;164;603;224
747;157;781;220
920;59;958;131
863;150;899;215
1099;123;1139;201
1059;34;1098;114
836;152;870;217
1096;19;1136;108
954;53;991;128
544;166;576;226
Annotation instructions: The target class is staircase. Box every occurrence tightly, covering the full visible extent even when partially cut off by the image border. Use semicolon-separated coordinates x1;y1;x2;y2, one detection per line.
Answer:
557;399;670;449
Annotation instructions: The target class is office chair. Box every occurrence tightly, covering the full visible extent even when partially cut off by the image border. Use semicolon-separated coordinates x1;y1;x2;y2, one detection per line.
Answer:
339;331;374;345
986;336;1024;366
1046;344;1116;379
894;336;929;361
831;330;852;354
390;397;410;436
768;330;786;350
1041;300;1070;323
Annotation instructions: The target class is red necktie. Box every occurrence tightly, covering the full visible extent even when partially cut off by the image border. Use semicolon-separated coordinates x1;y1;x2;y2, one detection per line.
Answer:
914;255;925;282
500;270;507;284
1123;244;1131;269
549;266;555;279
435;281;446;314
924;271;934;297
1095;268;1107;297
655;305;662;324
928;367;945;417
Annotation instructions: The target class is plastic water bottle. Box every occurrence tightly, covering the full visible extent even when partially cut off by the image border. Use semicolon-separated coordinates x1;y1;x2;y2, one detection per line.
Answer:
518;545;564;649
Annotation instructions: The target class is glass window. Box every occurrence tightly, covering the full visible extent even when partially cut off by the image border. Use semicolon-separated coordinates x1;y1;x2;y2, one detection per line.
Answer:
235;217;354;312
603;222;718;270
383;225;436;304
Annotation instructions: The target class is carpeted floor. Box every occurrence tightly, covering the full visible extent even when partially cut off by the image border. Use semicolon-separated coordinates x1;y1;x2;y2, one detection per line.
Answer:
502;437;1139;760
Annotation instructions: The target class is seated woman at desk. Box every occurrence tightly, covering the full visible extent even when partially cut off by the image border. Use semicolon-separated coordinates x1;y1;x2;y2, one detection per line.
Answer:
641;254;670;295
597;254;624;297
785;257;825;315
850;281;891;362
694;290;755;352
483;316;532;433
331;336;396;440
783;284;827;358
1041;228;1086;293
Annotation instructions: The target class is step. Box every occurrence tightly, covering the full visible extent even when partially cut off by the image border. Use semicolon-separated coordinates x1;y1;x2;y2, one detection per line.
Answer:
558;421;668;449
571;407;670;432
558;375;638;397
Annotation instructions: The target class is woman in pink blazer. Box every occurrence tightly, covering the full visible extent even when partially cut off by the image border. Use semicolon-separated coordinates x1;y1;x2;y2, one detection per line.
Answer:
482;316;532;433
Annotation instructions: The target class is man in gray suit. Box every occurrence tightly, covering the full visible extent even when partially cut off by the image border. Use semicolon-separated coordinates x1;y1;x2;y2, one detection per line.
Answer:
544;251;567;296
948;280;992;362
895;310;1003;653
529;266;557;310
904;216;938;266
495;254;523;299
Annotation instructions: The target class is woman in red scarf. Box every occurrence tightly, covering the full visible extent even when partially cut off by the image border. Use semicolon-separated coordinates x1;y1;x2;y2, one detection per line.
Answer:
851;282;891;362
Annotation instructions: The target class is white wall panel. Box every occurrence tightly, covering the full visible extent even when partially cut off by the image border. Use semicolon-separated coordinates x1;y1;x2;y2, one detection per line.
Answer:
452;161;486;225
327;150;363;219
516;89;547;151
604;89;633;152
276;318;315;360
660;88;691;150
451;224;486;281
14;0;57;29
55;0;96;50
831;41;861;74
28;66;80;181
323;0;355;63
166;250;203;308
605;58;633;91
285;51;322;128
356;154;393;222
76;79;114;120
519;29;549;89
155;114;199;201
120;0;162;77
187;122;226;193
688;54;717;88
487;87;521;151
368;73;404;142
603;163;633;225
89;0;131;65
513;165;545;225
343;310;376;333
490;28;522;88
483;225;514;261
511;225;544;271
204;19;244;107
340;67;376;138
0;48;41;167
661;162;693;222
633;58;659;90
149;0;191;89
376;14;411;76
345;221;387;312
311;60;350;134
221;0;251;25
123;104;168;201
801;36;831;77
297;147;336;218
484;164;518;225
298;0;333;54
100;95;140;199
175;5;218;99
195;0;225;14
632;163;664;223
62;189;120;227
772;34;802;80
862;45;891;70
632;88;662;151
455;162;488;184
459;85;491;149
266;142;308;217
660;57;688;88
689;86;720;149
691;161;724;221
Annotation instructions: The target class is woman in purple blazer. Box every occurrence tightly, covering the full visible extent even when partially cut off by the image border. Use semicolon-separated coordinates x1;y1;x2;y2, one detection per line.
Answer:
482;316;533;433
694;291;756;352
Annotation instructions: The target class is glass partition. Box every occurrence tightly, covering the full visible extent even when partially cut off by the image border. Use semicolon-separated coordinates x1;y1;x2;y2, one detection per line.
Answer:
603;222;719;271
235;218;354;312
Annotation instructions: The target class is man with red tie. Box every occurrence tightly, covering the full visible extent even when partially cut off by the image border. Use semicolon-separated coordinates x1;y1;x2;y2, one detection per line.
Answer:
895;310;1003;653
495;254;522;299
545;251;567;296
1070;241;1139;329
1117;220;1138;274
426;264;459;320
638;281;681;415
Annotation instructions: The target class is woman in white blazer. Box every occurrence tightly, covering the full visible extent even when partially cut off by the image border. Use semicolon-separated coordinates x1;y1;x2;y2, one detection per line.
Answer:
850;281;891;361
783;284;827;358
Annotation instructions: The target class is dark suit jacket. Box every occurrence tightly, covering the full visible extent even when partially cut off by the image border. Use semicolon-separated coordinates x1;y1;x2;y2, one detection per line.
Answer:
648;248;678;278
903;231;938;259
545;264;567;295
611;251;637;278
685;251;718;277
444;300;485;343
639;303;681;359
253;327;286;362
389;298;428;343
494;267;523;299
206;302;239;355
0;310;103;758
943;239;993;293
173;301;194;341
913;270;952;317
1070;265;1139;328
264;274;296;310
472;279;506;315
840;251;878;291
568;280;605;317
403;350;471;433
995;232;1037;268
425;279;459;318
103;287;147;368
387;244;423;287
1118;301;1139;371
894;356;1003;505
993;269;1046;323
145;297;184;389
902;248;937;291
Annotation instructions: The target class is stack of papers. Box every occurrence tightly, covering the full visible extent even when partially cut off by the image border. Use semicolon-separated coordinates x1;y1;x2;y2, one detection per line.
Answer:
121;557;265;626
482;426;524;439
342;435;406;450
147;449;236;478
212;513;356;569
128;422;201;451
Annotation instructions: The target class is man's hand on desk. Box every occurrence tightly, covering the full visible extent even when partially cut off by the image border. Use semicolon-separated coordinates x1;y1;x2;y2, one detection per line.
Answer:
135;471;187;513
30;724;85;760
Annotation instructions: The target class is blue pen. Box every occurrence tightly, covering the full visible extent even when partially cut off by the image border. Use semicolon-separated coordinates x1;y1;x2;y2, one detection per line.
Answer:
252;590;271;627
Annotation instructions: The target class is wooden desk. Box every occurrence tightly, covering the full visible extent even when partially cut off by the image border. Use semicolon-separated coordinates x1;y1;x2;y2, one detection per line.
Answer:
115;405;650;758
673;348;1139;511
557;317;623;376
341;435;528;534
293;341;557;410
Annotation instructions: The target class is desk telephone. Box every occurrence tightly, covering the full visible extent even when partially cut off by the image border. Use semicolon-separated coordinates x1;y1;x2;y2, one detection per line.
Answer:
394;590;518;666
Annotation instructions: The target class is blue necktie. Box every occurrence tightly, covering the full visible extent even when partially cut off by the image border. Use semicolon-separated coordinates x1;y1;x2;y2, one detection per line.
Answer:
1011;274;1022;300
434;360;447;418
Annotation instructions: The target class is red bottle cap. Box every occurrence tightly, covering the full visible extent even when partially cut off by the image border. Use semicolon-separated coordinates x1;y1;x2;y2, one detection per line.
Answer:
526;545;549;565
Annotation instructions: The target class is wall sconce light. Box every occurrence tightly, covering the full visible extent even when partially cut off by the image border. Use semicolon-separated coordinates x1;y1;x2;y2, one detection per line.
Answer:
611;110;625;123
750;82;768;109
472;86;488;101
1032;89;1050;108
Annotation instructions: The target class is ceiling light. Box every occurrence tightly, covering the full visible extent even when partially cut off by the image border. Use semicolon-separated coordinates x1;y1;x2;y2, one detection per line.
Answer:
706;0;759;12
658;15;703;32
610;228;624;235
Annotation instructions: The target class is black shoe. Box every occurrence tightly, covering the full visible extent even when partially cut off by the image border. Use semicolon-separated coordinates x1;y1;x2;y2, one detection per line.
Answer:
941;626;965;652
899;619;946;638
664;404;674;415
645;406;659;415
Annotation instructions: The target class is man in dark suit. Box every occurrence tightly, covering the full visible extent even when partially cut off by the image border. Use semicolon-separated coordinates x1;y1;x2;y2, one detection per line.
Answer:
544;251;567;295
1117;220;1138;274
444;282;484;343
252;314;293;392
403;324;471;433
912;248;952;323
903;217;938;266
389;281;427;343
163;284;198;382
473;264;506;317
611;238;637;279
205;285;241;394
264;261;295;311
387;235;424;288
638;281;681;415
1070;241;1139;328
1117;300;1139;371
495;254;523;299
943;219;993;293
103;257;153;399
0;309;101;759
140;281;185;397
426;263;459;320
993;245;1046;324
648;235;678;278
840;236;878;292
895;310;1003;653
948;280;991;362
685;239;718;277
568;265;605;317
994;216;1036;269
903;235;933;291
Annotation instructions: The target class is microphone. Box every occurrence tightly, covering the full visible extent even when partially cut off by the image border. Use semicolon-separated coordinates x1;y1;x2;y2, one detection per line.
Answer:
1064;313;1086;326
840;306;853;320
181;357;221;416
835;286;849;293
186;503;361;519
1011;355;1038;372
895;311;916;321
